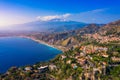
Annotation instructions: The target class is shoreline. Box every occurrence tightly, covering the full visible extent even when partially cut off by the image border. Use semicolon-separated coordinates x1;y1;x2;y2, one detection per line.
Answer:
19;36;64;52
0;36;63;73
0;36;66;52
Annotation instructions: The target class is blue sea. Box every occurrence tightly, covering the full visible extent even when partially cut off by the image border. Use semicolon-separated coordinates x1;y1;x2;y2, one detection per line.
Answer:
0;37;62;73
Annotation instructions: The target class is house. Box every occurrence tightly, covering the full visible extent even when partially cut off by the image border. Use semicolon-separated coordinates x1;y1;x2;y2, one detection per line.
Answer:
38;66;48;70
66;60;71;64
25;66;32;71
61;55;66;59
38;66;48;73
77;58;86;65
102;54;109;58
112;57;120;62
75;53;80;59
71;64;78;69
80;52;86;56
49;64;57;70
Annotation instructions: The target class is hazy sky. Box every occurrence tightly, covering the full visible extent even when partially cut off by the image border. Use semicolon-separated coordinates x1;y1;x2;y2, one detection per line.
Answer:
0;0;120;26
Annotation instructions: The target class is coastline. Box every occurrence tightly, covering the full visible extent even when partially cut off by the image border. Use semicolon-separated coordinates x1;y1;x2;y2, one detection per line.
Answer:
0;36;65;52
19;36;64;52
0;36;63;73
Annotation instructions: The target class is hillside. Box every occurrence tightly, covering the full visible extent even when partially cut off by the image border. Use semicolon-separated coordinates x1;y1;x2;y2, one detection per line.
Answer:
0;20;120;80
99;20;120;36
74;24;103;34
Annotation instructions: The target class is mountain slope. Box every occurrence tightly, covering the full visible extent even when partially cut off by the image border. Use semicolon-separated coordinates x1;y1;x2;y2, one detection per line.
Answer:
75;24;104;34
99;20;120;36
6;20;87;32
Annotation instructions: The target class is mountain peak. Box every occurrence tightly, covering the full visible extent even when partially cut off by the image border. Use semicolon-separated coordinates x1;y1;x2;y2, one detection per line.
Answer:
39;18;66;22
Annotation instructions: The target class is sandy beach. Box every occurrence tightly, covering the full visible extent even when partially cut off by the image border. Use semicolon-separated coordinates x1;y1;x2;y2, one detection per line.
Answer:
19;36;64;51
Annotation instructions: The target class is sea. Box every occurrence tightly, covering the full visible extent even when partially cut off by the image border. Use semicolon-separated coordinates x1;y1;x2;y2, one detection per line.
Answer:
0;37;62;73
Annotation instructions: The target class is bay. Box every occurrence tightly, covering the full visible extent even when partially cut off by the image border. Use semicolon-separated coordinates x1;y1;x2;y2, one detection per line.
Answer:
0;37;62;73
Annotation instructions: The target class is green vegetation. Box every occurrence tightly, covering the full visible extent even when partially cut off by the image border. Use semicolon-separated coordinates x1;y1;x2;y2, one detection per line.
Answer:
0;20;120;80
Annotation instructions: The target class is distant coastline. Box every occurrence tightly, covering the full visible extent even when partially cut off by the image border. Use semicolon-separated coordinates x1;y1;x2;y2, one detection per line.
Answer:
19;36;64;52
0;36;65;52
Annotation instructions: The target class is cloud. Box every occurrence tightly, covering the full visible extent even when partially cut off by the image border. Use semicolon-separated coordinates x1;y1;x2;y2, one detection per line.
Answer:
88;8;107;13
79;8;108;15
62;13;71;18
68;8;110;23
36;13;71;21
